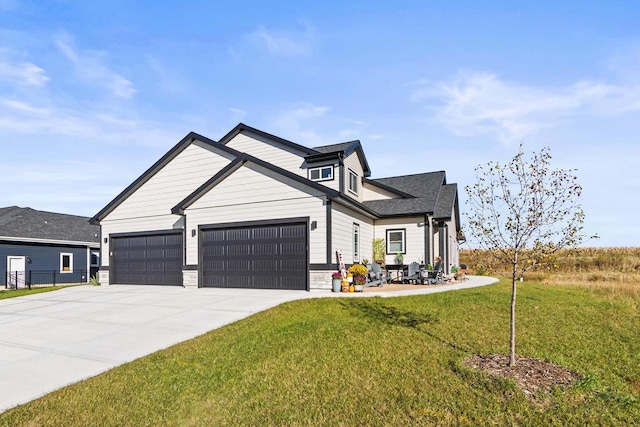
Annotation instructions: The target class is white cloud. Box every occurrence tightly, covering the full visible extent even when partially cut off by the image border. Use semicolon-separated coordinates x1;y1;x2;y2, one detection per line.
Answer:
415;71;640;143
55;33;136;99
0;57;49;87
271;102;331;145
247;24;314;58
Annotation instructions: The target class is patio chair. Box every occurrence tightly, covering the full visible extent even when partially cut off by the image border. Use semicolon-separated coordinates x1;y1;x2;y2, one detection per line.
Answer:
420;265;445;285
366;263;389;287
403;262;421;284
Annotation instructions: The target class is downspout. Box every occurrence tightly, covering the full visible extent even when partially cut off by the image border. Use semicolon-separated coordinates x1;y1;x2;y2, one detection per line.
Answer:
338;153;345;195
180;213;187;287
424;214;431;265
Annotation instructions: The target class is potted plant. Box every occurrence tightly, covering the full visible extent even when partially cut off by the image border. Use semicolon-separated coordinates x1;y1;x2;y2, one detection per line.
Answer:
396;252;404;264
372;238;386;265
353;275;366;292
348;264;368;278
331;272;343;292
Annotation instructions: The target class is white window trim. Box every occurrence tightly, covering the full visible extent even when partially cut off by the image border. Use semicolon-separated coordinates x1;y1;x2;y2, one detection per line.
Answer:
309;165;334;182
60;252;73;273
348;169;359;195
353;223;360;263
386;229;406;254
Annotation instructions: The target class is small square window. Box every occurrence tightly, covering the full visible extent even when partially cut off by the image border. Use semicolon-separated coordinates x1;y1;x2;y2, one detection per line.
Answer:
348;169;358;194
309;166;333;182
386;229;406;254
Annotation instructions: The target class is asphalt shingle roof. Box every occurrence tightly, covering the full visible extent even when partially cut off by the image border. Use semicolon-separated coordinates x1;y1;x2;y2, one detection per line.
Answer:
0;206;100;244
311;141;359;154
433;184;458;220
362;171;448;216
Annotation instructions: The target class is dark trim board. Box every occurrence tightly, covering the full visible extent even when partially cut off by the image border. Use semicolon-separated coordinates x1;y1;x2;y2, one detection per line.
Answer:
198;217;310;291
0;240;98;250
310;263;338;271
183;264;198;270
218;123;317;156
325;200;332;264
109;229;183;239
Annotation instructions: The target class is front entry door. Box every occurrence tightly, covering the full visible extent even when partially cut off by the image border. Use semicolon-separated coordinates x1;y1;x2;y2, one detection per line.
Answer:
7;256;26;289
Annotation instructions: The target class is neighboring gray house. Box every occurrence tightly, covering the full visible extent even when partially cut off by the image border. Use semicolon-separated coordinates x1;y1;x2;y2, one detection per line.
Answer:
1;207;100;288
92;123;461;290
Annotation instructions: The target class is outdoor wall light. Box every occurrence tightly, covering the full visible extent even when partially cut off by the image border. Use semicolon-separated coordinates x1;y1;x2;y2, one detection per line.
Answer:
104;237;108;243
26;256;32;264
310;221;317;230
192;229;196;237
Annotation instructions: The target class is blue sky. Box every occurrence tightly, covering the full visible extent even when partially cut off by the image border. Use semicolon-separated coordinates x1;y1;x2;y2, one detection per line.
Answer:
1;1;639;247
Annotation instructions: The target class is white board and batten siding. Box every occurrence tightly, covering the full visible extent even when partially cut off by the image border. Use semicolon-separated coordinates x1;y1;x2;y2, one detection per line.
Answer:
343;151;365;203
183;162;328;265
99;141;235;266
225;132;307;177
374;217;425;265
331;202;374;265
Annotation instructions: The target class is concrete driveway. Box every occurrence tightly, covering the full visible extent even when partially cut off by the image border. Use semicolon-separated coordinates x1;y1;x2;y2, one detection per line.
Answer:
0;276;497;413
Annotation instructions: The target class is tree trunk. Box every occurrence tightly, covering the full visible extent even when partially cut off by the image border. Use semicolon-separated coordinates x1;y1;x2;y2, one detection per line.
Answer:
509;262;517;367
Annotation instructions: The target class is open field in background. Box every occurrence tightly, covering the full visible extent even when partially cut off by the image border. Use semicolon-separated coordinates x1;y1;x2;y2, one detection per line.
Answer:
1;279;638;426
460;247;640;293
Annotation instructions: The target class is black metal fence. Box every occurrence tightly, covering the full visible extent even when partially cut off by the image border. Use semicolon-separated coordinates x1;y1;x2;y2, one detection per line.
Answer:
4;270;88;290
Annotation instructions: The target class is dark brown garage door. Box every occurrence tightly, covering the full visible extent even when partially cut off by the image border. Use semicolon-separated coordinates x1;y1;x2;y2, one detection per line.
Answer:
111;232;183;286
201;221;307;290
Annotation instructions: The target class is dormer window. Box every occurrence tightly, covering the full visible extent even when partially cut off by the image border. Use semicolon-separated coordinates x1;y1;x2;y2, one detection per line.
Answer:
348;169;359;195
309;166;333;181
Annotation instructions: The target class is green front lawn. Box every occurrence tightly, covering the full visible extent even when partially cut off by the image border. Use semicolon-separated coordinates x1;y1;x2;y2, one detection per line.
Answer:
1;279;638;426
0;286;67;300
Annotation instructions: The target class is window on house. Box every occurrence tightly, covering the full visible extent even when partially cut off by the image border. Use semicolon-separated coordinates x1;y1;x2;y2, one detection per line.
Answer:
353;223;360;262
60;253;73;273
309;166;333;181
386;229;406;254
348;169;358;194
90;251;100;267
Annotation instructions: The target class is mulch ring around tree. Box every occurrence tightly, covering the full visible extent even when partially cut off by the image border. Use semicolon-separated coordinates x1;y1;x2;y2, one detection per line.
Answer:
465;354;581;399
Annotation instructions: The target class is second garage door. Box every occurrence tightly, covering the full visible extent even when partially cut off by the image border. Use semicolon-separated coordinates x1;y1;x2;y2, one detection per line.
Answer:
111;232;183;286
201;221;307;290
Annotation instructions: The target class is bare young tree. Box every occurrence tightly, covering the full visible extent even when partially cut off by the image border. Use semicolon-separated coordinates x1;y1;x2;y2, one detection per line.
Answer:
465;145;585;366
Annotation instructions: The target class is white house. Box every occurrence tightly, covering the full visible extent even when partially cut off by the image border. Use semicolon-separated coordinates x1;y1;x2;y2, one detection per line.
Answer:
91;123;461;290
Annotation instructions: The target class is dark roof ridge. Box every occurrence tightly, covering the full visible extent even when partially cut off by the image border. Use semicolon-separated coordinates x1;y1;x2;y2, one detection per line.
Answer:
312;140;360;151
372;170;447;180
218;123;318;155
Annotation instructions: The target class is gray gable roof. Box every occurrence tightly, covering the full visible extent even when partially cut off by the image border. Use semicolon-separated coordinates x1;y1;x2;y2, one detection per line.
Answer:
363;174;460;231
434;184;458;220
310;140;371;177
0;206;100;244
372;171;446;199
362;172;446;216
312;141;358;154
